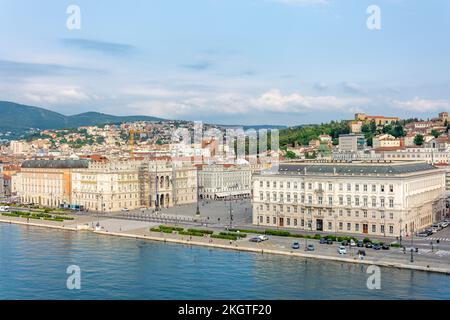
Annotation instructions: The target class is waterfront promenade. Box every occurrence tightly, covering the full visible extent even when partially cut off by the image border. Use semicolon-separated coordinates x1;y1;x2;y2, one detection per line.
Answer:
1;211;450;275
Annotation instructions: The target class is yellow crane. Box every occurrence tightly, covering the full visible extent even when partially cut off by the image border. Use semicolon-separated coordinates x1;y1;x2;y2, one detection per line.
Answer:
129;128;147;159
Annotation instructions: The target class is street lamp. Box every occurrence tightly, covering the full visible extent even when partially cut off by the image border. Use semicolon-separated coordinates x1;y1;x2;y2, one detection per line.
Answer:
399;218;403;246
410;223;414;263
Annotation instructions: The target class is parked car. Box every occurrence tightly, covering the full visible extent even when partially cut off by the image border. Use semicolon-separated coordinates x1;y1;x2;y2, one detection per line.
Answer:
431;224;442;231
350;239;356;247
357;249;366;256
341;240;349;246
417;232;429;238
373;244;382;250
319;238;327;244
326;239;334;245
382;244;390;250
365;242;373;248
121;208;129;212
441;222;449;228
249;237;262;243
424;229;434;236
307;244;315;251
357;240;364;247
257;235;269;241
292;242;300;250
0;206;10;212
338;246;347;254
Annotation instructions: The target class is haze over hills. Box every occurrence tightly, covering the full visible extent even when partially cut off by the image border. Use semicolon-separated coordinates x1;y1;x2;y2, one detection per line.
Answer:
0;101;287;139
0;101;165;137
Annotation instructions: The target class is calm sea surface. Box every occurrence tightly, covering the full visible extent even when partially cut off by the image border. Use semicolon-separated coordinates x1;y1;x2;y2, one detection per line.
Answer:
1;223;449;300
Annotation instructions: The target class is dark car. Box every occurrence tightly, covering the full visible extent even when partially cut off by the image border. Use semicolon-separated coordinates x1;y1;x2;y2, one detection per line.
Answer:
365;242;373;248
319;238;327;244
249;237;262;243
341;240;349;246
382;244;390;250
292;242;300;250
326;239;334;245
373;243;382;250
357;240;364;247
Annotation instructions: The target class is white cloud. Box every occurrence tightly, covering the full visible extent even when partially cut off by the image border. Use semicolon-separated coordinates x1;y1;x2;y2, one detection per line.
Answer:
392;97;449;112
127;88;368;118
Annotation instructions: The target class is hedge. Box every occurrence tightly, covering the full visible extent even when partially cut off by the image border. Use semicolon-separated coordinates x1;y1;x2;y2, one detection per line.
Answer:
187;228;214;235
264;229;291;237
179;230;205;237
219;232;247;238
211;234;238;241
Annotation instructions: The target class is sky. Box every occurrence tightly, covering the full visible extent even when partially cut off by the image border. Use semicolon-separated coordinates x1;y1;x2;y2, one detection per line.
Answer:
0;0;450;126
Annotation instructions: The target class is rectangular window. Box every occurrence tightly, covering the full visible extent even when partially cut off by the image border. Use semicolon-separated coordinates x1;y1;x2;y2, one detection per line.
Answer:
347;223;351;231
389;226;394;234
389;199;394;208
339;222;343;230
372;225;376;233
355;223;360;232
389;185;394;193
328;196;333;206
381;185;385;192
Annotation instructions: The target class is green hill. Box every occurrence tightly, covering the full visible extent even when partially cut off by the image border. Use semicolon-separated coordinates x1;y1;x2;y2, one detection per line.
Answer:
0;101;165;137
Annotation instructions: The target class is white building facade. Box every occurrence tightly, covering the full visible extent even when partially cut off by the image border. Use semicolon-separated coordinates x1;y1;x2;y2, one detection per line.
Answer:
252;162;446;237
199;165;252;200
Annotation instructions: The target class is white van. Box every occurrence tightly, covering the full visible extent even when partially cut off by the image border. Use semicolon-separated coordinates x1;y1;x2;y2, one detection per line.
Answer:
0;206;10;212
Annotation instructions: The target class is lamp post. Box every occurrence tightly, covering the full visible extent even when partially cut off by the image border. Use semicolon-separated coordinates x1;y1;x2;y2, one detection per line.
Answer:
195;165;200;217
410;222;414;263
399;218;403;246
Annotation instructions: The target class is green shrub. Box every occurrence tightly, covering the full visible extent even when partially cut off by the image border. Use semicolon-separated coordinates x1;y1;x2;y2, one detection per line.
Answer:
390;243;402;248
187;228;214;235
219;232;247;238
179;230;205;237
159;225;184;232
228;228;259;234
363;237;372;243
264;229;291;237
211;234;238;241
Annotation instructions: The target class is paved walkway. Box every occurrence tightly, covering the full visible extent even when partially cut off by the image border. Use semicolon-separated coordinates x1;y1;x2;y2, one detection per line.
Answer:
2;213;450;275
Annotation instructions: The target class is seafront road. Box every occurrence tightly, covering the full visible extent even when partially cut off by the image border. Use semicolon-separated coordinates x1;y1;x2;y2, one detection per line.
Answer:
2;203;450;275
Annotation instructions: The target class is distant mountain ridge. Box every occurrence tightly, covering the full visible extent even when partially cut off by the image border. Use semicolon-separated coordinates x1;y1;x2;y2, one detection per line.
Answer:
0;100;288;139
0;101;165;137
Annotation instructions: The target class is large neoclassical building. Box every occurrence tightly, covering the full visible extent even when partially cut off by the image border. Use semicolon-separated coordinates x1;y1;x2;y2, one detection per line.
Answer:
252;161;446;237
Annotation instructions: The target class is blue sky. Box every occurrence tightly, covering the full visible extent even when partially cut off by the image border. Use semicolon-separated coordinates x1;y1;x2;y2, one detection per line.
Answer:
1;0;450;125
